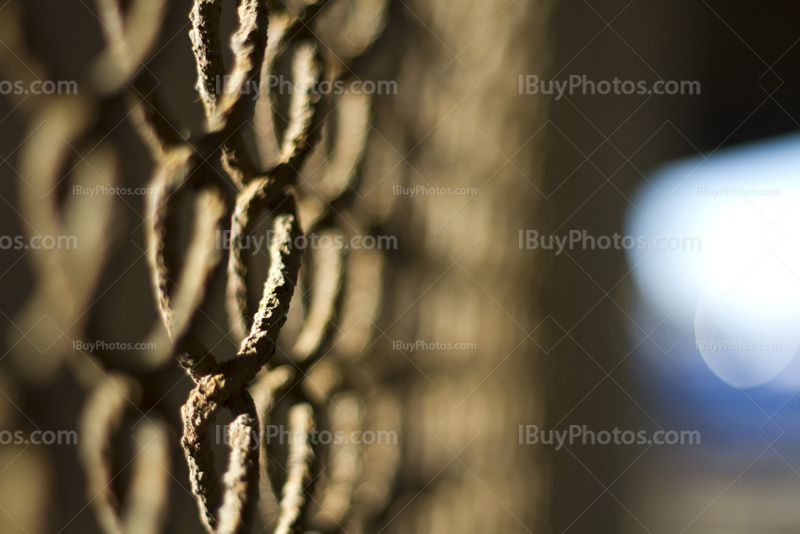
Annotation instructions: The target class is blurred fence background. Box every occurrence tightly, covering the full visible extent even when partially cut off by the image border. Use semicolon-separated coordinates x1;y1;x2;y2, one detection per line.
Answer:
2;1;800;534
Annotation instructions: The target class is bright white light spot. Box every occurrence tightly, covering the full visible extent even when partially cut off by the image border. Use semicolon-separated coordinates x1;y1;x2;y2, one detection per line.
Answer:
695;260;800;388
626;133;800;390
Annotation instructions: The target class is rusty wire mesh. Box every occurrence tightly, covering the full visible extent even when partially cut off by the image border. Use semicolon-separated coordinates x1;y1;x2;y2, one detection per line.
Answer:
0;0;553;532
0;0;401;532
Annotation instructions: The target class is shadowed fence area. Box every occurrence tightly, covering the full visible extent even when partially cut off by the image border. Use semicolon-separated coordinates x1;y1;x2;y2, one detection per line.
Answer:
8;1;800;534
0;0;552;533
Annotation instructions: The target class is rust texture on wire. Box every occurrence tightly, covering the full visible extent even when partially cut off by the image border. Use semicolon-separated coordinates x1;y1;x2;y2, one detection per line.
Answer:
135;0;399;533
1;0;400;532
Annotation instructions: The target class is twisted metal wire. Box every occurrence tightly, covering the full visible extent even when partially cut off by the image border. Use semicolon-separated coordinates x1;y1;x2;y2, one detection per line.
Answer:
247;2;403;532
3;0;400;532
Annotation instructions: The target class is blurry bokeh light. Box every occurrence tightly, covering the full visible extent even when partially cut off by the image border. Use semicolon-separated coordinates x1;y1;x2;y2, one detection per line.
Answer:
626;133;800;390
